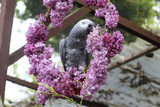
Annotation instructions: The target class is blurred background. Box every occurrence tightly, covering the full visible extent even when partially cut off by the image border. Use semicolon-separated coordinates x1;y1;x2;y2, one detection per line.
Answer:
1;0;160;106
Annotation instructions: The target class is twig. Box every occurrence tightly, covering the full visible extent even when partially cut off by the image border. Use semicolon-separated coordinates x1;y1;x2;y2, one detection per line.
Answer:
84;64;91;73
120;66;160;85
44;7;52;26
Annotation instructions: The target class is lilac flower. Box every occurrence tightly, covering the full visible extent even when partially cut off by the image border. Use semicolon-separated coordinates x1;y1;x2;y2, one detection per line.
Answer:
37;67;85;105
67;67;85;90
24;42;45;57
95;2;119;29
29;46;54;76
50;1;73;28
37;83;51;106
38;14;46;22
82;0;107;7
86;26;103;53
43;45;54;59
50;9;65;28
84;26;124;100
25;22;48;44
43;0;58;7
103;31;124;58
84;29;109;99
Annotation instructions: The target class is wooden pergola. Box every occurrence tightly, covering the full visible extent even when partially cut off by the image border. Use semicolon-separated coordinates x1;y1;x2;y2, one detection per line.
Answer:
0;0;160;106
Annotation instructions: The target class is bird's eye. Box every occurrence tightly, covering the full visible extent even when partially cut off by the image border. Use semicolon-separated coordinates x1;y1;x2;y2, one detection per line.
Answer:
82;21;87;25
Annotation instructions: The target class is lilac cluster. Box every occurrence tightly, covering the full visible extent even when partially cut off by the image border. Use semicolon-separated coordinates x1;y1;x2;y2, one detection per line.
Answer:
83;26;108;99
43;0;58;7
82;0;107;7
24;17;85;105
24;17;83;105
36;67;74;106
83;25;124;99
25;22;48;44
43;0;74;28
86;26;103;53
24;15;57;105
24;1;124;106
95;2;119;29
37;84;51;105
103;31;124;58
36;66;85;105
27;44;54;76
24;14;48;56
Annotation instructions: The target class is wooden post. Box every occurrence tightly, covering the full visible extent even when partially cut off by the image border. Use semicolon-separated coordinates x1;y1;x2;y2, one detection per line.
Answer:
0;0;16;102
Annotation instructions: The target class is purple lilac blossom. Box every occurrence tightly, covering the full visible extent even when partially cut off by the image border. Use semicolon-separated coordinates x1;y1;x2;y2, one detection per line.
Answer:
86;26;103;53
38;14;47;22
95;2;119;29
24;12;84;106
84;25;124;100
43;0;58;7
25;22;48;44
50;0;73;28
37;67;85;105
84;26;109;99
82;0;107;7
37;84;51;106
103;31;124;58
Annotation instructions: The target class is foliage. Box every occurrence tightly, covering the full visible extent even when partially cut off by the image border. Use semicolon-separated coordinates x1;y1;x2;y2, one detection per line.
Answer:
16;0;47;20
12;64;19;77
112;0;156;25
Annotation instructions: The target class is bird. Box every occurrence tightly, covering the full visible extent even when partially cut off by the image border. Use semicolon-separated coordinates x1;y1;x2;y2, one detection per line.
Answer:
59;19;95;71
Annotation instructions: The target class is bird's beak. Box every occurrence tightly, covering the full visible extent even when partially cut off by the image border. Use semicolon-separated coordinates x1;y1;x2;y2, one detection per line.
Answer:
87;22;95;33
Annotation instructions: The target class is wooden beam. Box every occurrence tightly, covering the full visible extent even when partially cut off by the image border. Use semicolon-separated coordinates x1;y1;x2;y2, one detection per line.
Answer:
75;0;160;47
8;7;92;66
0;0;16;102
7;75;38;90
73;96;107;107
118;17;160;47
108;46;159;71
9;46;24;66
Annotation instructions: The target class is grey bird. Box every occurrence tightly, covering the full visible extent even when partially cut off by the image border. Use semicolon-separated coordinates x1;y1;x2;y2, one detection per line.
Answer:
59;19;95;71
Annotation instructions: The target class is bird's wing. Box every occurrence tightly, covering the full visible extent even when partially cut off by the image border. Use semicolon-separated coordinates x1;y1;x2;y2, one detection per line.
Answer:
59;39;66;71
84;48;90;67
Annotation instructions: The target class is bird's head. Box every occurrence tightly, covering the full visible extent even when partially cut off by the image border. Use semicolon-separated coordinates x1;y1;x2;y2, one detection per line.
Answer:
68;19;95;40
78;19;95;34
